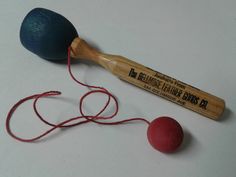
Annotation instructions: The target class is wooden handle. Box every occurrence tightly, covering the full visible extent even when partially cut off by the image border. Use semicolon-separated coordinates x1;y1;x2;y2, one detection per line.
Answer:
70;37;225;120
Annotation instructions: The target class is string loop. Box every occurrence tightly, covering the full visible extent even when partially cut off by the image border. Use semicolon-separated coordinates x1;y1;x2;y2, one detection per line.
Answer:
6;47;150;142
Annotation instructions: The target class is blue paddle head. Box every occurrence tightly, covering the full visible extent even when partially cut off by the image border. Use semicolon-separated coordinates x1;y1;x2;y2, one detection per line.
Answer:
20;8;78;61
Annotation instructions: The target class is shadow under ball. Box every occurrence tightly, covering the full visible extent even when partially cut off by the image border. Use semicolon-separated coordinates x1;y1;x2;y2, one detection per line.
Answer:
20;8;78;60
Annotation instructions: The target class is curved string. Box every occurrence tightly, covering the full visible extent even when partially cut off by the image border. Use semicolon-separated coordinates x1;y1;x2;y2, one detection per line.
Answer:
5;47;150;142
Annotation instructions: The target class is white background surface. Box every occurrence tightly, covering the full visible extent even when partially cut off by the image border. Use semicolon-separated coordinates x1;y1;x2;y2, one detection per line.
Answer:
0;1;236;177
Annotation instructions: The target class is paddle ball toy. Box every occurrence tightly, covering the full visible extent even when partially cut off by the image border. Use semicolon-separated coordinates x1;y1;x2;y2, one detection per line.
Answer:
6;7;223;153
20;8;225;119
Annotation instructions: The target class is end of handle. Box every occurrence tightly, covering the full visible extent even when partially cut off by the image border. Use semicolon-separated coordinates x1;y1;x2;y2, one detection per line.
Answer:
70;37;100;62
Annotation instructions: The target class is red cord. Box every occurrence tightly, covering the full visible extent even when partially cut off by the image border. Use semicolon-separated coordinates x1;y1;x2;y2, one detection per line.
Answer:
6;47;150;142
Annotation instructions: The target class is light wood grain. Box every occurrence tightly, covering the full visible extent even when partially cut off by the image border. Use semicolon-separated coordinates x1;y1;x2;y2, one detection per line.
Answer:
70;37;225;120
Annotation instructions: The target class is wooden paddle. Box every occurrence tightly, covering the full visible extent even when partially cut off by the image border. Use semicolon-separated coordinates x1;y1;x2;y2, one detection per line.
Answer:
70;37;225;120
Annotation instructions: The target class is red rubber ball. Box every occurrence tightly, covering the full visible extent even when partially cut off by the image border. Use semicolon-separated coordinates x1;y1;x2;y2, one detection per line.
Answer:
147;117;184;153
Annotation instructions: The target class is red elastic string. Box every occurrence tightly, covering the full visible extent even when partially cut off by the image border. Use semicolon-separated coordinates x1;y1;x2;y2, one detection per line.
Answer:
5;47;150;142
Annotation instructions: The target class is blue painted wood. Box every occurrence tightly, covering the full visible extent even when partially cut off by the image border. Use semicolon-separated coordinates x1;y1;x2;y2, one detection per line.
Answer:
20;8;78;61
